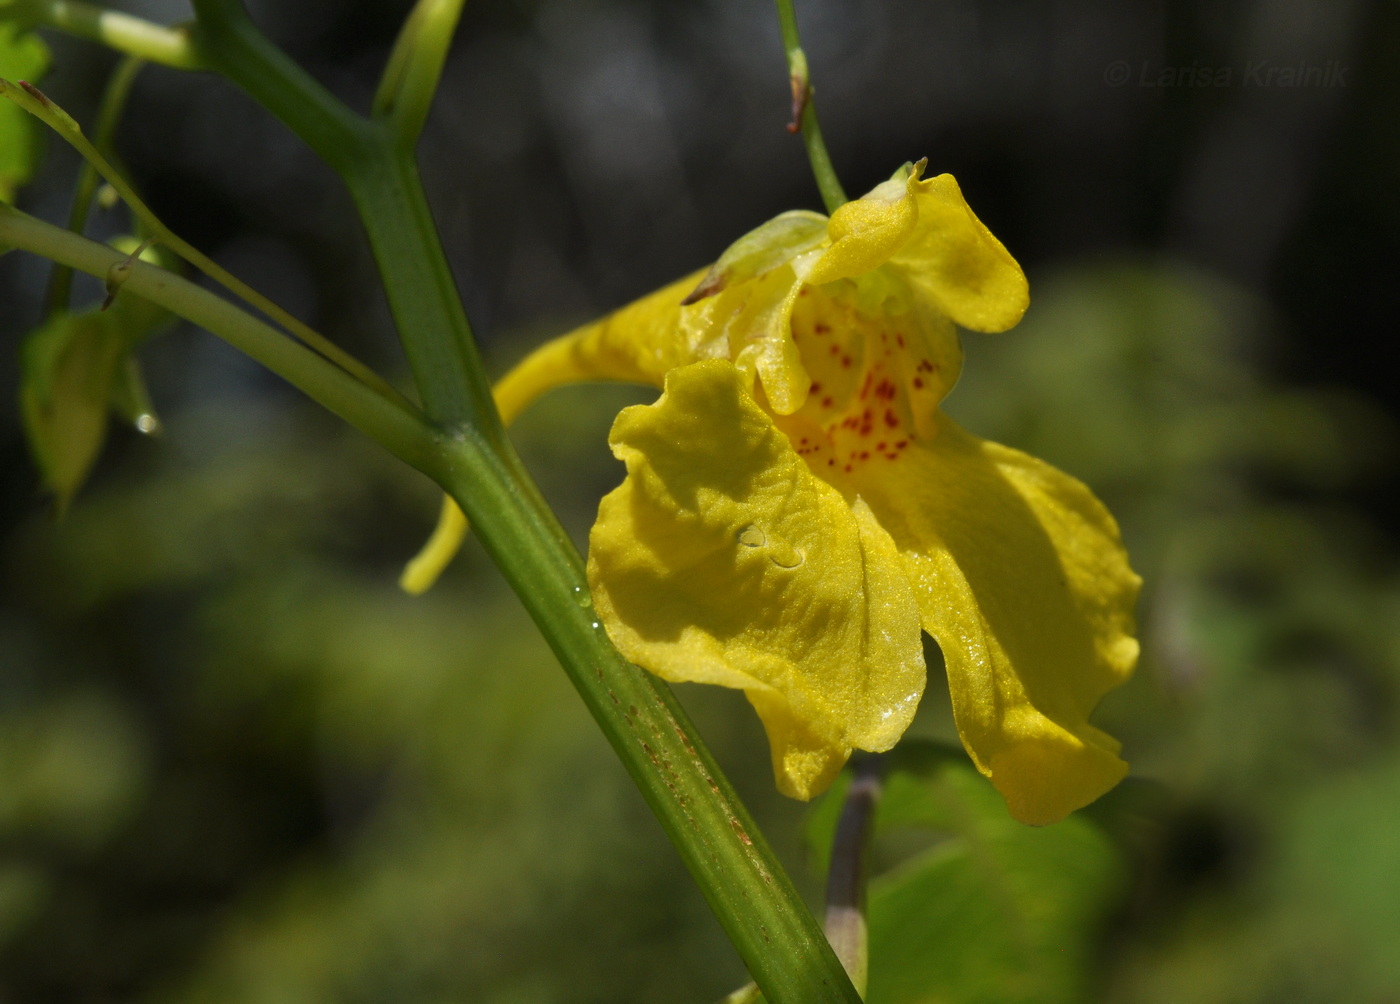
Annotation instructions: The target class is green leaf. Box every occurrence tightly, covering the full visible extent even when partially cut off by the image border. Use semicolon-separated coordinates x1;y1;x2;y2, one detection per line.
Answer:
0;22;50;203
805;742;1129;1004
867;748;1126;1004
20;311;128;512
19;242;177;510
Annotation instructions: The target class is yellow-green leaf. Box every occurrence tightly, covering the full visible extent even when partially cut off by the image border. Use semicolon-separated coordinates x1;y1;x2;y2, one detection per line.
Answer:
0;24;50;203
20;311;127;511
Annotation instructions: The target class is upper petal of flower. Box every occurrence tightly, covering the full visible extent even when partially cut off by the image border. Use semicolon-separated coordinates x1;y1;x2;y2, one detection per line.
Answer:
852;418;1140;825
588;359;926;799
887;171;1029;333
802;170;922;287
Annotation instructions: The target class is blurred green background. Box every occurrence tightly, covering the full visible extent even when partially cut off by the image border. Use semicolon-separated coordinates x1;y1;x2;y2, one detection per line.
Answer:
3;0;1399;1001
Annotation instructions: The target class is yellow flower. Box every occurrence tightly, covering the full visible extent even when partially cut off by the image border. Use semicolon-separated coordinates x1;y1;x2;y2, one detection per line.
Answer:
407;161;1140;826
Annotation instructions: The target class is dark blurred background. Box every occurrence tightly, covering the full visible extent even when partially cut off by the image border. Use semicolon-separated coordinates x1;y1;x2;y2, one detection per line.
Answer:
3;0;1399;1001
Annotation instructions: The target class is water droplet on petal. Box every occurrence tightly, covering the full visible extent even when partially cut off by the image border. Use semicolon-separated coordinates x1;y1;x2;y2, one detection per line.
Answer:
133;413;160;435
572;585;593;608
737;524;804;569
738;525;766;548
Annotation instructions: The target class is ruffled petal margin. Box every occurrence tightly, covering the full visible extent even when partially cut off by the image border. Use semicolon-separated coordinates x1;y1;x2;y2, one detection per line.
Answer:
855;418;1140;825
588;360;926;799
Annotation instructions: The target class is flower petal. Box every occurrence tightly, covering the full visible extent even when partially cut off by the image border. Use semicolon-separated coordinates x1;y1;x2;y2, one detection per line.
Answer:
402;269;708;593
804;172;920;288
855;419;1140;825
682;210;828;303
889;173;1029;334
588;359;926;799
494;268;712;398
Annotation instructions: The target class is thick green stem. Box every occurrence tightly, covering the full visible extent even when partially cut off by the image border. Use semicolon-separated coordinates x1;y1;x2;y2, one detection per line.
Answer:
772;0;847;213
341;143;499;434
436;441;860;1003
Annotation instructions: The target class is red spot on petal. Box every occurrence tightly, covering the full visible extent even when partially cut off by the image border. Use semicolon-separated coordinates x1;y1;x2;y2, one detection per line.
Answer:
896;334;906;348
913;377;924;389
822;396;834;408
841;356;852;368
884;409;900;427
810;381;823;393
814;322;830;334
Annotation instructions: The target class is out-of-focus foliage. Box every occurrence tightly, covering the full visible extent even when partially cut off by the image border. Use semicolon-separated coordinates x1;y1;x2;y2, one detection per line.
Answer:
949;262;1400;1002
0;22;48;204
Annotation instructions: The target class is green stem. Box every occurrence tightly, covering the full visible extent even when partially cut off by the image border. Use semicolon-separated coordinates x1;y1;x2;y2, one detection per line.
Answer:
29;0;205;70
0;76;410;410
1;205;435;470
4;74;408;411
190;0;487;432
188;0;372;174
372;0;467;148
433;438;860;1003
342;144;500;434
772;0;847;213
46;52;144;314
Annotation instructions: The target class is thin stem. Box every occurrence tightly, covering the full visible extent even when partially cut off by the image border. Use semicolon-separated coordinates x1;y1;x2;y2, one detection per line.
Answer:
31;0;205;70
0;77;411;411
373;0;467;148
46;52;145;313
772;0;847;213
1;205;435;470
824;754;883;997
